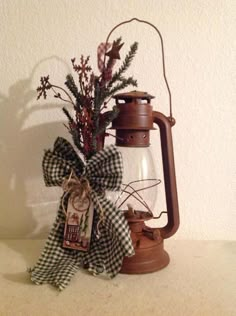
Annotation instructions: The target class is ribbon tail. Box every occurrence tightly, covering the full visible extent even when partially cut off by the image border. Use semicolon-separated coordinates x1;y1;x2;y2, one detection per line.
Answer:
28;195;82;291
83;192;134;277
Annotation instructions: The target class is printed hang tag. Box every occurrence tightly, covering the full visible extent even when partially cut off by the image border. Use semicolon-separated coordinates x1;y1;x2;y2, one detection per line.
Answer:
63;197;94;252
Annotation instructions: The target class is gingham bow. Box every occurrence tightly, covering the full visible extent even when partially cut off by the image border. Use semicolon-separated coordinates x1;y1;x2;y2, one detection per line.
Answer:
42;137;123;193
29;138;134;290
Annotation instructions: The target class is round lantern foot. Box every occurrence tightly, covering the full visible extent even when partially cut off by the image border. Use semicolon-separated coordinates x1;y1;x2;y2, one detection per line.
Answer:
120;211;170;274
120;237;170;274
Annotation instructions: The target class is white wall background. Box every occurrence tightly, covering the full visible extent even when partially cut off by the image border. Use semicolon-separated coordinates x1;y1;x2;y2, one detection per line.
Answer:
0;0;235;240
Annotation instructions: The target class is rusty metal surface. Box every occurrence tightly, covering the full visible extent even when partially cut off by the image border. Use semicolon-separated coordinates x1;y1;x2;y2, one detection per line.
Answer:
153;111;179;238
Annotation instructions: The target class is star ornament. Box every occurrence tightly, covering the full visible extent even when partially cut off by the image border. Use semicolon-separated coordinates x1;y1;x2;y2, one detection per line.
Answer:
105;41;124;60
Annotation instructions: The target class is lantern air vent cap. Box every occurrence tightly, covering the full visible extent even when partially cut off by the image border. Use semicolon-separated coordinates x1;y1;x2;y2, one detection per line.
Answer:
113;90;155;101
111;90;155;133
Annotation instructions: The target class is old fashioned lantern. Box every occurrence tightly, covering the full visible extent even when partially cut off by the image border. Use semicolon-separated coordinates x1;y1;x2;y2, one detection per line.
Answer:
105;19;179;273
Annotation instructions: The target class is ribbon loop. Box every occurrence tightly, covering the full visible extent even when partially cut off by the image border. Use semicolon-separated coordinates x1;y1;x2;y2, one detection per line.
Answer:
42;137;123;193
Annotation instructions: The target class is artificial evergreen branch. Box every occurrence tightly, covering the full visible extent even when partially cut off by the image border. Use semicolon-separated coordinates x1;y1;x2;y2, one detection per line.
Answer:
71;128;84;153
62;107;84;153
62;107;74;124
64;74;81;102
91;78;102;152
108;42;138;88
36;39;139;161
96;106;119;135
105;77;137;99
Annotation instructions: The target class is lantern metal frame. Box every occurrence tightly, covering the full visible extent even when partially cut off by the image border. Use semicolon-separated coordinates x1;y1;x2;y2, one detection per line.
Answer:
104;18;179;273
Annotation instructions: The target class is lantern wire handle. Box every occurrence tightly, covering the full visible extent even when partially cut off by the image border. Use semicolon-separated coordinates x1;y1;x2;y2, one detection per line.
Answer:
117;179;161;214
103;17;173;120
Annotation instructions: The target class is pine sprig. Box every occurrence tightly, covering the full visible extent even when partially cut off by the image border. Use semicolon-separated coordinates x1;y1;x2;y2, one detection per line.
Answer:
62;107;74;124
105;77;137;99
91;77;102;152
36;39;139;161
62;107;83;152
96;106;119;135
71;128;83;153
64;74;85;113
64;74;80;101
108;42;138;88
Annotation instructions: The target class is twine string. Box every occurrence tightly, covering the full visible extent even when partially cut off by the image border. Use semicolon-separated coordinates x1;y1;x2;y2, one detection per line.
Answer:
56;170;104;237
62;171;91;212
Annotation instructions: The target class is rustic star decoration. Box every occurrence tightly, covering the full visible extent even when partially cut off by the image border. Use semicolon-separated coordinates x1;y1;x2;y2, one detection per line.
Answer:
105;41;124;60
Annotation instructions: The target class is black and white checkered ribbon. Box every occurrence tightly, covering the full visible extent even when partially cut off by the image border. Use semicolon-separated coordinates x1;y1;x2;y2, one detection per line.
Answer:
29;137;134;290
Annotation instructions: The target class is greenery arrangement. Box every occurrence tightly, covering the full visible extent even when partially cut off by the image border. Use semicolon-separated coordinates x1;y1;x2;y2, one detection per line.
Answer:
37;38;138;160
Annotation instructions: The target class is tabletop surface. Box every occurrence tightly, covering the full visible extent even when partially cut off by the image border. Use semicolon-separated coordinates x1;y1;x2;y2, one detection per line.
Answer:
0;239;235;316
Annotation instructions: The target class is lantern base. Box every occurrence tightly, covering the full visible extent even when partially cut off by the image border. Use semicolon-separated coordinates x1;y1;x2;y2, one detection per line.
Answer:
120;237;169;274
120;211;170;274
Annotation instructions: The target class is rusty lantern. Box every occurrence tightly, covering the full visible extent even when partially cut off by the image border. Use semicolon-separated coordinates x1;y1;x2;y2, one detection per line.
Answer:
105;19;179;274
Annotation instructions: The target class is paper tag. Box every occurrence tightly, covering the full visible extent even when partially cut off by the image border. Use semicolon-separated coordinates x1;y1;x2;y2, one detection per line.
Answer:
63;198;94;251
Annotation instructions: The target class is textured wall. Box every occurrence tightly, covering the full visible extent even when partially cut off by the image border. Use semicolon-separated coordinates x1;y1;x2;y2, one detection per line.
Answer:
0;0;235;239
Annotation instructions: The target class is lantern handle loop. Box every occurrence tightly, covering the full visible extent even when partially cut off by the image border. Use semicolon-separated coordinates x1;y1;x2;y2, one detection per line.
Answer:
104;17;173;121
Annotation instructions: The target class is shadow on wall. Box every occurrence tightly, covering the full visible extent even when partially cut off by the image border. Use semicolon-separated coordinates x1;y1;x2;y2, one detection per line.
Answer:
0;57;71;239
